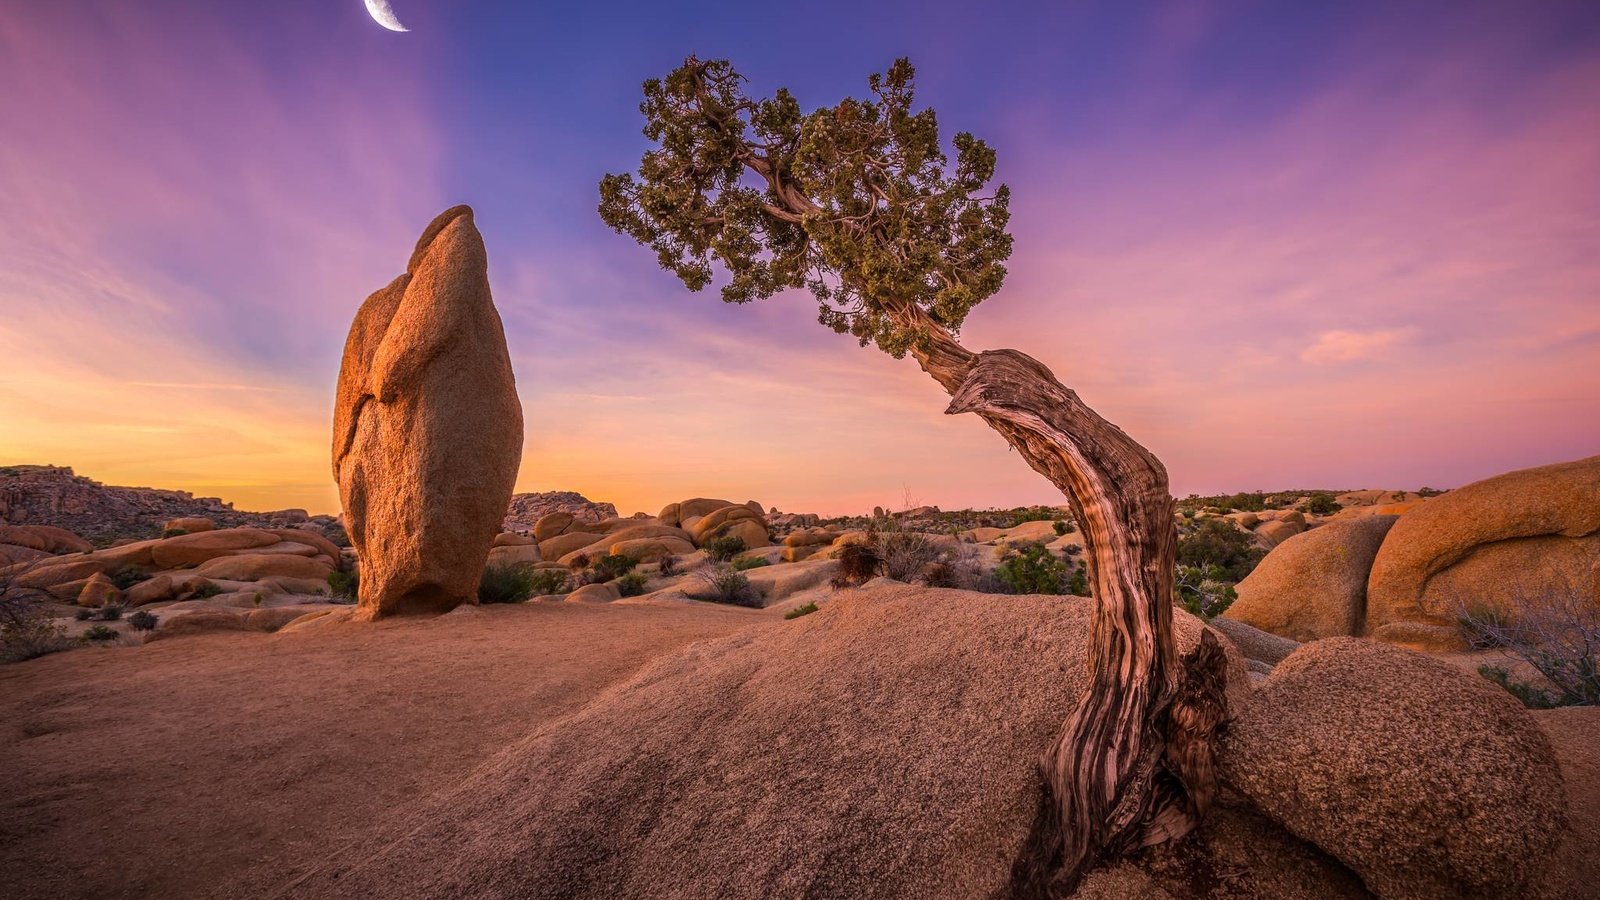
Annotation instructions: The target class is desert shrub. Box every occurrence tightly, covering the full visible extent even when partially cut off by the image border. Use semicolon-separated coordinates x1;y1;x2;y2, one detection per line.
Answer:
704;535;747;562
1010;506;1059;527
1458;584;1600;707
689;563;759;607
81;624;118;642
657;554;678;577
528;568;571;596
1303;492;1341;516
478;564;539;604
1066;560;1090;597
162;527;189;539
1;562;72;662
569;552;592;570
591;553;637;581
74;607;93;621
996;542;1067;595
191;581;224;600
1478;665;1564;710
127;610;159;632
1417;486;1444;498
616;572;648;597
1175;564;1237;620
1177;519;1265;583
327;569;359;603
785;602;819;620
876;529;944;582
731;555;770;571
831;543;882;589
95;604;124;621
1052;520;1074;537
108;566;151;590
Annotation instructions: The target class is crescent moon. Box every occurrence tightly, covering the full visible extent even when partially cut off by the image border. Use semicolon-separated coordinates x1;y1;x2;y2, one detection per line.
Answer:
364;0;409;32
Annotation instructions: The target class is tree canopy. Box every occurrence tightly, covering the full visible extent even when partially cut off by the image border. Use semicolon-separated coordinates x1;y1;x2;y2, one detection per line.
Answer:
598;57;1013;358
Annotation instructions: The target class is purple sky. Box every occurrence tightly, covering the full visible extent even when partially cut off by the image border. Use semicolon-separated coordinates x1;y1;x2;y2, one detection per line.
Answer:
1;0;1596;515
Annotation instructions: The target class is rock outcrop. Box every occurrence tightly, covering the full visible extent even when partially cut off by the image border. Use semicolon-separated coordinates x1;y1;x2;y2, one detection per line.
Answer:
333;206;523;619
1223;638;1567;899
503;491;618;533
1223;516;1397;641
1365;455;1600;650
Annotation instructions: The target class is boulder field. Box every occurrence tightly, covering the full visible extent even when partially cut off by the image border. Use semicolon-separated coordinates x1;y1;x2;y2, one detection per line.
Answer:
333;205;523;620
1224;454;1600;651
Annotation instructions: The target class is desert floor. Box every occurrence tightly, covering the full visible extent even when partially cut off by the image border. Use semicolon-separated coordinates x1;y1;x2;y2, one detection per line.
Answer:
0;601;765;900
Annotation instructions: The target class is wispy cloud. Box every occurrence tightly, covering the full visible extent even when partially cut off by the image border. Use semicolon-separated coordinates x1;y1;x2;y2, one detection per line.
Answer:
1300;328;1418;365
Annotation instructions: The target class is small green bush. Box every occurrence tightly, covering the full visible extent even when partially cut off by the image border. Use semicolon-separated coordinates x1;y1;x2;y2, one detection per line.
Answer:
191;581;224;600
108;567;151;590
478;564;539;604
617;572;649;597
95;604;124;621
1052;520;1073;537
731;555;770;571
1303;492;1341;516
1010;506;1059;527
528;568;571;596
591;553;637;581
327;569;359;603
1177;519;1265;583
127;610;159;632
1175;564;1237;620
996;542;1067;595
657;555;679;577
81;624;118;642
1478;665;1563;709
831;543;882;589
75;607;94;621
785;602;819;620
704;535;748;562
1066;561;1090;597
690;563;758;607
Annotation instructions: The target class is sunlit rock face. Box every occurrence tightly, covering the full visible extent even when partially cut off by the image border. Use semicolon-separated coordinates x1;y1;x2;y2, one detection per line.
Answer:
333;205;523;619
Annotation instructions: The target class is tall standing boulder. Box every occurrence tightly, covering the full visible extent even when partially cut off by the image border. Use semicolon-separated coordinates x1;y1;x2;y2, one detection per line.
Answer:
1365;455;1600;650
332;206;523;619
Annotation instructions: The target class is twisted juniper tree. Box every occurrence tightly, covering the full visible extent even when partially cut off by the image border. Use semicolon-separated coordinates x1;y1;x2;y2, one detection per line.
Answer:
599;57;1228;894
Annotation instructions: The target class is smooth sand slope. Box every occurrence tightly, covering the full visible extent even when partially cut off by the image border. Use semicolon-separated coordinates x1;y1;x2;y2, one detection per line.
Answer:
0;602;763;900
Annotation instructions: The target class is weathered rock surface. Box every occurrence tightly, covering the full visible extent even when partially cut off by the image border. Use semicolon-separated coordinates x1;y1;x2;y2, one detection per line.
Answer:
504;492;617;534
293;586;1249;899
1223;637;1567;899
1207;617;1300;666
332;206;523;619
1224;516;1397;641
1365;455;1600;650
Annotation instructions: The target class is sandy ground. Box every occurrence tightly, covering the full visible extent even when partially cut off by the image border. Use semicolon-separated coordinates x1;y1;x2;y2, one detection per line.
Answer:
0;601;764;900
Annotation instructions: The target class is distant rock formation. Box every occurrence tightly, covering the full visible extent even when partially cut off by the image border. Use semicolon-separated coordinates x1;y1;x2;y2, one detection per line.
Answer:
0;465;327;544
333;205;523;619
503;491;617;533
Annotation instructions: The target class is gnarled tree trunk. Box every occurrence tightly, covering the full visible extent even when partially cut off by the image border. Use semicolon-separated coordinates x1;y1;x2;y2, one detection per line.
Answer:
892;305;1230;895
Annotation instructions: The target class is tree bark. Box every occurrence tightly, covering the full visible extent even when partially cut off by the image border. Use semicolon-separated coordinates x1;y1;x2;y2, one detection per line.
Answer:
891;307;1229;895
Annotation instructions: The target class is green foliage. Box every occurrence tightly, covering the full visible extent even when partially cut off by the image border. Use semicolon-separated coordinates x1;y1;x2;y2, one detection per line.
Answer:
785;602;819;620
1010;506;1059;527
162;528;189;539
478;564;540;604
592;553;637;581
127;610;159;632
1052;520;1073;537
690;563;759;607
703;535;747;562
1177;519;1265;583
81;624;118;642
108;567;150;590
731;555;771;571
995;542;1067;595
616;572;649;597
528;568;571;596
191;582;223;600
75;608;93;621
1478;665;1566;709
1175;564;1238;620
1066;560;1090;597
599;56;1012;357
327;569;359;603
95;604;123;621
831;543;882;588
1303;492;1341;515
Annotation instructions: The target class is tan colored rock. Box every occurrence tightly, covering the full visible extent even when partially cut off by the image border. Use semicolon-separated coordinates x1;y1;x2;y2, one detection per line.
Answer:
1207;617;1299;666
267;527;343;562
658;498;735;528
782;527;838;548
742;557;838;605
566;582;620;604
608;537;695;564
780;545;817;563
194;553;333;583
151;528;281;569
605;523;693;545
1252;518;1303;548
333;206;523;619
486;544;542;569
492;532;535;547
277;606;356;634
163;517;215;534
124;575;176;607
532;512;575;541
1366;455;1600;650
538;532;604;561
245;604;340;633
1224;515;1397;641
144;609;250;642
1222;637;1566;899
0;524;92;554
76;572;121;607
